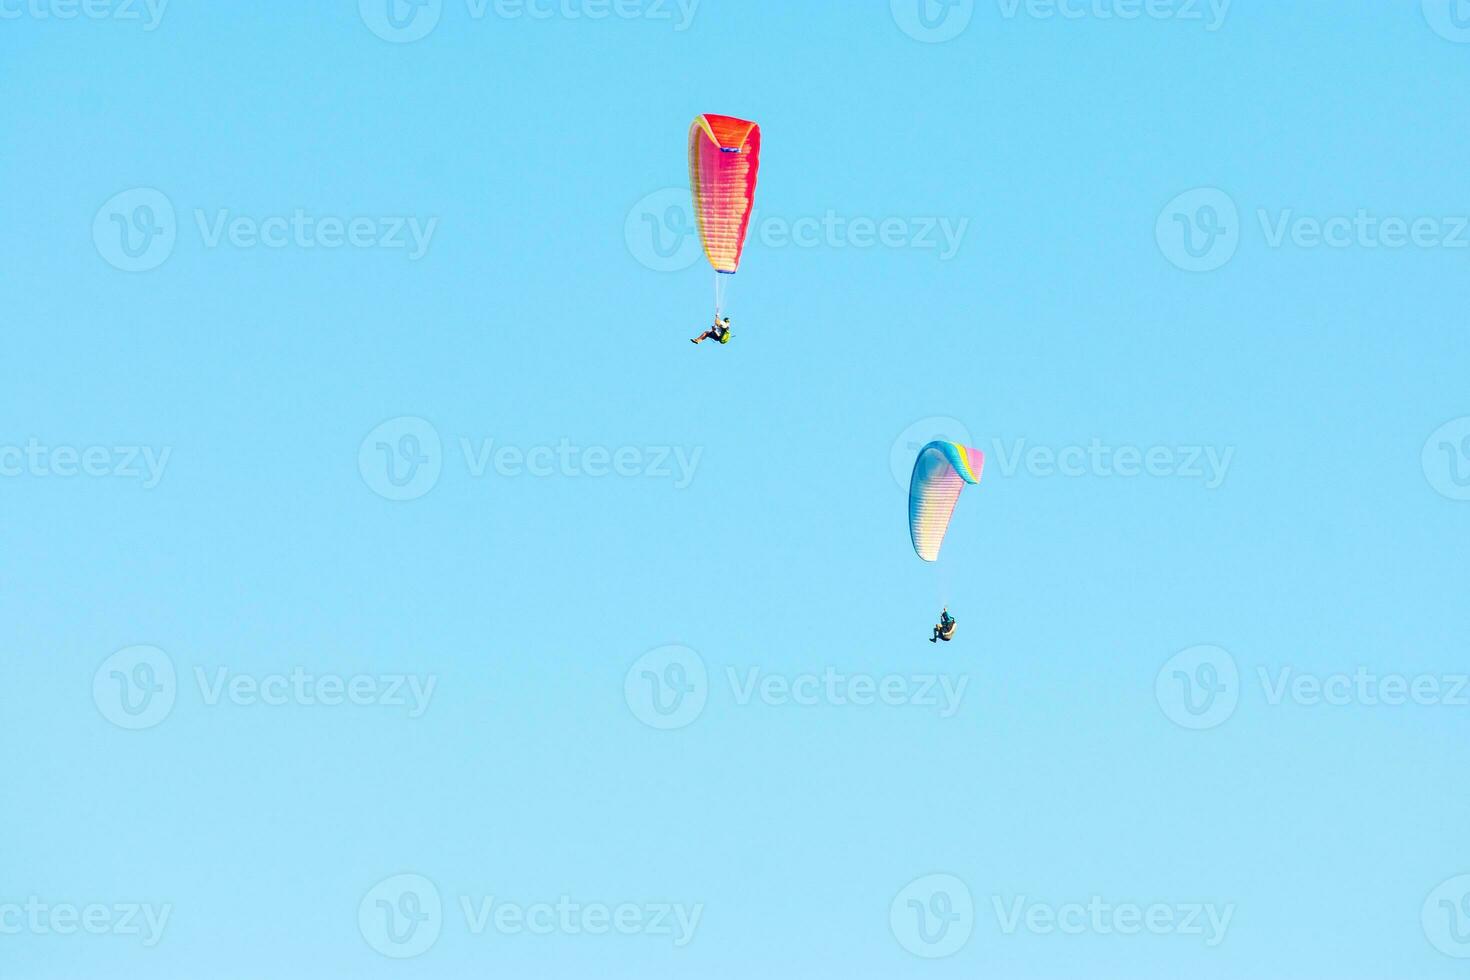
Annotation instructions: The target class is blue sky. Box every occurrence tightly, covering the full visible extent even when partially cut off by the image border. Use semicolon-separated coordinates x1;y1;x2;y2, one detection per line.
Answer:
4;2;1470;977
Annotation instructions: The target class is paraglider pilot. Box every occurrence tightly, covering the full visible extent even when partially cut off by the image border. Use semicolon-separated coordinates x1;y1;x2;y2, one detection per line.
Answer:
691;316;731;345
930;607;956;643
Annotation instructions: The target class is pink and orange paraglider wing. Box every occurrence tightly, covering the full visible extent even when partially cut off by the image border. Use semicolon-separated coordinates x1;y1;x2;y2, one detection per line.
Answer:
688;114;761;274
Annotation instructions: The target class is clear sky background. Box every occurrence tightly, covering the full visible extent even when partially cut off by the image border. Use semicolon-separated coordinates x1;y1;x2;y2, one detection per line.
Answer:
4;2;1470;977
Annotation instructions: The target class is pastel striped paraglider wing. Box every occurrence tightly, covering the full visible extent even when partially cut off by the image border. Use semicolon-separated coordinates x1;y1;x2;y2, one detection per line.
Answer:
908;441;984;563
